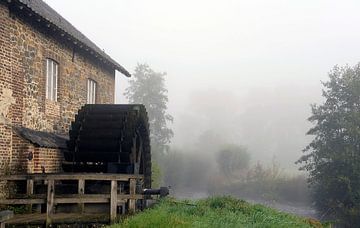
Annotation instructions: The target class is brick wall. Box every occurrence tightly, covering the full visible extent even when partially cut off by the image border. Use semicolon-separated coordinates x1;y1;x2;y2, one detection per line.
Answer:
10;134;31;174
10;134;63;174
33;147;64;174
0;2;116;176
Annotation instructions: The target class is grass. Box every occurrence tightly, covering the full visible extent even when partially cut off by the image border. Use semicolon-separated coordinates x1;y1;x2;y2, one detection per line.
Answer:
109;196;323;228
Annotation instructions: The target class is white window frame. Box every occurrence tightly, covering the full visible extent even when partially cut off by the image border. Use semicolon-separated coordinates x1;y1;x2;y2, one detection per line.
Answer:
46;59;58;101
87;79;97;104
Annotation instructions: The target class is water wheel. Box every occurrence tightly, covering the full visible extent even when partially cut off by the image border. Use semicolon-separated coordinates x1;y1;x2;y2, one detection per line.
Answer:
63;104;151;189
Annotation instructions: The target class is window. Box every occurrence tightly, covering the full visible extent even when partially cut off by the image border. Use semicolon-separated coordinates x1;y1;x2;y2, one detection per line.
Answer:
87;79;97;104
46;59;58;101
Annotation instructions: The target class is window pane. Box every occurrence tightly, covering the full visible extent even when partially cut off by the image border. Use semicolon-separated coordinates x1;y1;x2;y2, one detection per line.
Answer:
46;59;59;101
48;60;53;100
93;81;96;104
89;81;92;104
46;59;49;99
89;80;92;104
87;79;97;104
87;80;90;104
53;63;58;101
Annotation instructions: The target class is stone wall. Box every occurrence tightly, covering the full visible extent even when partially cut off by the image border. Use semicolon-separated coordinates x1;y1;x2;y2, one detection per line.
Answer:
0;2;116;175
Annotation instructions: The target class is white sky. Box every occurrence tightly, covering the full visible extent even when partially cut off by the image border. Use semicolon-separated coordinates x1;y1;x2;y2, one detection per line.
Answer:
45;0;360;169
45;0;360;99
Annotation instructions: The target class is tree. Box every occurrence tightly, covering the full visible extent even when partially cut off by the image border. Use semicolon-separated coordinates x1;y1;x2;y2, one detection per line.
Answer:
216;144;250;179
297;64;360;226
124;63;173;159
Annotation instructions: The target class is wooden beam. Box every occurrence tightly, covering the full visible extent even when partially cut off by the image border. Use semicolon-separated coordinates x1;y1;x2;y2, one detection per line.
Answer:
128;179;136;213
0;173;144;181
0;194;144;205
55;197;109;204
4;213;109;225
46;180;55;227
134;133;143;174
137;135;143;164
110;180;117;224
26;179;34;195
78;179;85;213
0;210;13;228
56;194;108;199
26;179;34;213
118;194;144;200
0;199;45;204
9;194;45;199
131;134;137;163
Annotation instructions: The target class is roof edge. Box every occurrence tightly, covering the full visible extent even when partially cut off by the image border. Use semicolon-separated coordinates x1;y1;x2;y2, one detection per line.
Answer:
8;0;131;77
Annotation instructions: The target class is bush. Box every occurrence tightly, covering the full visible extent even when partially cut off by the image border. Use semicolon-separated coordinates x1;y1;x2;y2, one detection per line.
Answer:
208;161;310;205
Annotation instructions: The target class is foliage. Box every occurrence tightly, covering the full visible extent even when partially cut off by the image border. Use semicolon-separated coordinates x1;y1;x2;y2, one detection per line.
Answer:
161;149;211;193
161;150;185;190
124;63;173;159
246;158;282;184
297;64;360;226
208;160;311;205
151;161;162;188
6;205;27;214
110;196;323;228
216;144;250;179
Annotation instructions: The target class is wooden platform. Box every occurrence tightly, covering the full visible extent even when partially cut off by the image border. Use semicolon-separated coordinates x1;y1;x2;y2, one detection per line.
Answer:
0;173;144;226
5;213;109;226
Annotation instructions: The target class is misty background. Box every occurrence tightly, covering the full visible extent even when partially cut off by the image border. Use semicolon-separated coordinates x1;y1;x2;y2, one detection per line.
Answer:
45;0;360;171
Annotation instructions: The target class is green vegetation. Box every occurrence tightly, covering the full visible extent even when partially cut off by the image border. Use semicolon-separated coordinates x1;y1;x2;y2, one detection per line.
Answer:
209;161;310;205
110;197;322;228
297;63;360;226
124;63;173;159
216;144;250;179
161;146;310;204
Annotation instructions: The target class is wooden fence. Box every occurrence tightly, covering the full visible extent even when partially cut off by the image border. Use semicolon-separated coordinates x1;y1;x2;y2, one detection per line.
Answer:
0;173;144;226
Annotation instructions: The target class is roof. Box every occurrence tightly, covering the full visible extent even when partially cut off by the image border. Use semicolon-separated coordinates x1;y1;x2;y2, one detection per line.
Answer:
9;0;130;77
13;126;68;149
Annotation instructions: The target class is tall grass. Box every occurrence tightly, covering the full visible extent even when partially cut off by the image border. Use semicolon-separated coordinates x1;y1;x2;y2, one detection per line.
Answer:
110;196;323;228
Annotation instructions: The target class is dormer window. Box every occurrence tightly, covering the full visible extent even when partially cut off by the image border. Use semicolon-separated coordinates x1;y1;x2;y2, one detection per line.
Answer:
46;59;58;101
87;79;97;104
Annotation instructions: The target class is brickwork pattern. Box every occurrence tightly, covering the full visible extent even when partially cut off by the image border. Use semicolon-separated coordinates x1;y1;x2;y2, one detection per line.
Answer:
33;147;64;174
0;3;116;177
10;134;63;174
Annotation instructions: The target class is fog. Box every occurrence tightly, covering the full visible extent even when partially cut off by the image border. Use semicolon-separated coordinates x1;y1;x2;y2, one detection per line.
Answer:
46;0;360;171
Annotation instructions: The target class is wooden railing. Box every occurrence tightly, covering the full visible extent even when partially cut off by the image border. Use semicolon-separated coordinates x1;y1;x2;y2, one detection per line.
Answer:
0;173;144;225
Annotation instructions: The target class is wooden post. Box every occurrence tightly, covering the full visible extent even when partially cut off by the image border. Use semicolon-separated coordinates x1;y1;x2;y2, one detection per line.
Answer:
128;178;136;213
0;210;14;228
26;179;34;195
78;179;85;213
46;179;55;227
118;182;124;215
26;179;34;213
110;180;117;223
